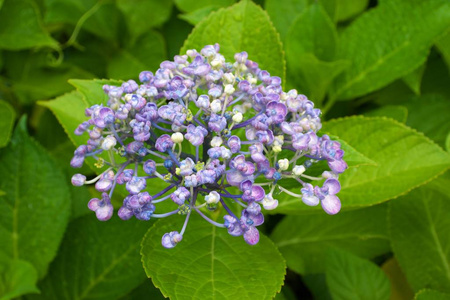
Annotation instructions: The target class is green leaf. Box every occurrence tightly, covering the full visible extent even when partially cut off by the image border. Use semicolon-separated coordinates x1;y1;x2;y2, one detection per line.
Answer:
119;280;165;300
44;0;121;42
277;116;450;213
141;215;286;299
404;94;450;148
334;0;368;22
181;0;286;83
302;274;332;300
117;0;173;41
69;79;123;106
415;289;450;300
436;31;450;69
285;3;348;103
363;105;408;123
107;31;166;80
0;118;71;278
0;257;39;300
174;0;235;13
326;249;390;300
271;204;390;274
446;132;450;152
3;51;94;104
30;216;149;300
332;0;450;100
389;176;450;293
0;0;58;50
0;100;15;148
328;135;377;168
179;5;221;25
402;63;427;95
265;0;308;41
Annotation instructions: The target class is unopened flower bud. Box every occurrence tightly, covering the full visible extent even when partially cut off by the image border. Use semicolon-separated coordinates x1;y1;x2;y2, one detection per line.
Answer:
210;100;222;113
224;84;235;94
71;174;86;186
101;135;117;150
211;136;223;147
232;112;243;123
278;158;289;171
293;165;306;176
205;191;220;204
171;132;184;143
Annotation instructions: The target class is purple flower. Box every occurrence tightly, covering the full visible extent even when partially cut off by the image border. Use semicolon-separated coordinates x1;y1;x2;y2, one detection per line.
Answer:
226;155;255;186
139;71;153;82
183;55;211;76
227;136;241;153
179;158;195;176
126;176;146;194
116;169;134;184
71;174;86;186
130;120;151;142
240;202;264;245
301;183;320;206
266;101;287;124
143;159;156;175
208;114;227;132
314;179;341;215
136;102;159;122
196;95;210;109
122;80;139;93
224;215;243;236
164;76;188;100
171;187;190;205
88;193;113;221
240;180;265;202
155;135;174;152
185;125;208;146
158;102;186;125
162;231;183;248
92;107;115;128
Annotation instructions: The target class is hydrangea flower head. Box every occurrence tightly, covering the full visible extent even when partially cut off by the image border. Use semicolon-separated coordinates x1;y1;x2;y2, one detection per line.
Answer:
70;44;347;247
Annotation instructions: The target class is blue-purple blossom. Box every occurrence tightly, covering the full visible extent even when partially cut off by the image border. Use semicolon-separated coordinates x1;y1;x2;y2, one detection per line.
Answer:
70;44;347;248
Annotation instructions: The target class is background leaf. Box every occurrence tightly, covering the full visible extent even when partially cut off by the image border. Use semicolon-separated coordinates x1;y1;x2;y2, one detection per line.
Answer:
415;289;450;300
0;257;39;300
0;100;15;148
174;0;235;13
332;0;450;100
181;0;286;83
0;118;70;278
141;215;286;300
363;105;408;123
0;0;58;50
390;174;450;293
30;216;150;300
265;0;308;41
271;204;390;274
326;249;390;300
402;63;426;95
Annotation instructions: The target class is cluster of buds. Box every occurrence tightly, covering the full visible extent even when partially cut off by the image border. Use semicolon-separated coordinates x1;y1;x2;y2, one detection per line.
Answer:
70;44;347;247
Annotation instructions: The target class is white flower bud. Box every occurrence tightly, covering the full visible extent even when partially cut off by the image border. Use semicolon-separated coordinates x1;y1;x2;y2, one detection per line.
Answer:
171;132;184;143
223;73;235;83
224;84;235;95
101;135;117;150
221;147;232;160
272;145;282;153
205;191;220;204
232;112;243;123
262;195;278;210
186;49;197;57
278;158;289;171
210;100;222;113
292;165;306;176
210;136;223;147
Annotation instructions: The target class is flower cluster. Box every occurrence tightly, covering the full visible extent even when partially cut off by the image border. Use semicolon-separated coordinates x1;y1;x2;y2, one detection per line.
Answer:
70;44;347;247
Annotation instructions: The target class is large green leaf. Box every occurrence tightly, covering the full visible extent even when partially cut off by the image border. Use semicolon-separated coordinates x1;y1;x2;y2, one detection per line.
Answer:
117;0;173;42
404;94;450;148
402;63;426;95
326;249;390;300
271;204;390;274
0;0;58;50
363;105;408;123
107;31;166;80
333;0;368;22
0;256;39;300
0;100;15;148
181;0;286;83
30;216;150;300
277;116;450;214
436;31;450;69
69;79;123;106
179;5;222;26
332;0;450;100
174;0;235;13
265;0;308;41
390;175;450;293
141;215;286;299
285;3;348;103
0;118;70;278
415;289;450;300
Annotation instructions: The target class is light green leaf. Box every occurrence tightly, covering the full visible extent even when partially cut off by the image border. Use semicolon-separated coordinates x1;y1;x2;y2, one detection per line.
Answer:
404;94;450;148
436;31;450;69
363;105;408;123
69;79;123;106
332;0;450;100
141;215;286;299
0;118;71;278
402;63;427;95
0;0;58;50
285;3;348;103
44;0;121;42
277;116;450;213
179;5;221;25
107;31;166;80
265;0;308;41
271;204;390;274
332;0;368;22
117;0;172;41
415;289;450;300
0;100;15;148
326;249;390;300
446;132;450;152
30;216;149;300
174;0;235;13
0;257;39;300
181;0;286;83
390;177;450;293
326;135;377;168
